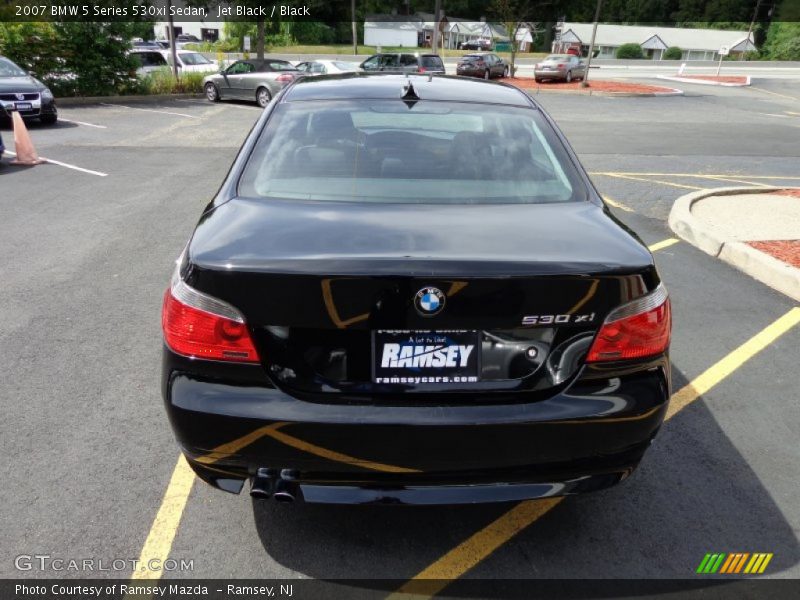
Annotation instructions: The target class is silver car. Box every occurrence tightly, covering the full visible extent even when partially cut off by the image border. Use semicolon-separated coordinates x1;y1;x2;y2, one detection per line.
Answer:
534;54;586;83
203;59;300;108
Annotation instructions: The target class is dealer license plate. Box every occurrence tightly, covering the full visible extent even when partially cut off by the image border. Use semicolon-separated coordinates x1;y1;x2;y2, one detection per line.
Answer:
372;330;480;385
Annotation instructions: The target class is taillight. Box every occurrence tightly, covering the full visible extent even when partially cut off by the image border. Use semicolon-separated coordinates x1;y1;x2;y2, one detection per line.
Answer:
162;273;260;363
276;73;294;83
586;284;671;362
419;66;426;73
557;63;565;68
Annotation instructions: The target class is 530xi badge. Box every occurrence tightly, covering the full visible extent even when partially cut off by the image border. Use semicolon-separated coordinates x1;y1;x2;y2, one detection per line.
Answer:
521;312;597;326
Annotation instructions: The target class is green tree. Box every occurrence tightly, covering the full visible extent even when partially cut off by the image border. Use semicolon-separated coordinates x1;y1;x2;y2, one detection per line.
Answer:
53;22;140;95
663;46;683;59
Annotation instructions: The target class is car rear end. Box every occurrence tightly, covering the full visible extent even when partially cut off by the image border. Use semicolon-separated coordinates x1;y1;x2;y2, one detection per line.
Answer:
161;76;671;504
535;56;569;81
417;54;445;75
456;54;487;78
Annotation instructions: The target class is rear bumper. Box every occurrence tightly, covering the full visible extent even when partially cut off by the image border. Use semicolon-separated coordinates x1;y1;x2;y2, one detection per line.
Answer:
163;349;670;504
534;69;568;79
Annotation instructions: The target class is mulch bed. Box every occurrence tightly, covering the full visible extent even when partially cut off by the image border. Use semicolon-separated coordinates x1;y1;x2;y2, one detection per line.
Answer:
776;189;800;199
503;77;677;94
676;75;748;84
748;240;800;269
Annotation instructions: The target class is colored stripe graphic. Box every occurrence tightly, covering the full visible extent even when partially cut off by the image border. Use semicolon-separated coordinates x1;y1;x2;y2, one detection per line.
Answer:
699;553;774;574
719;554;736;573
697;553;725;573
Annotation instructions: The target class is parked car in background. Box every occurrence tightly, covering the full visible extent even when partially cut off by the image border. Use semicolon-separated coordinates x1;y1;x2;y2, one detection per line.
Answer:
456;52;509;80
165;50;218;73
295;60;360;76
0;130;4;159
534;54;586;83
129;49;169;76
360;53;445;75
131;39;162;50
0;55;57;125
459;39;492;50
203;59;300;107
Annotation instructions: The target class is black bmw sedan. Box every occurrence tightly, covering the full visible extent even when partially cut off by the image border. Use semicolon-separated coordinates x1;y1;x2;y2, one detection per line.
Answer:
162;74;671;505
0;56;57;125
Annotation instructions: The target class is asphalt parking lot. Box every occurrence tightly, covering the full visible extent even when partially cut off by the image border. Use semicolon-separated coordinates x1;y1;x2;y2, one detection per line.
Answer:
1;77;799;592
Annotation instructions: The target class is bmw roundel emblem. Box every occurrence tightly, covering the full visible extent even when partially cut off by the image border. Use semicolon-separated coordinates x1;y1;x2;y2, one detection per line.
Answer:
414;286;446;316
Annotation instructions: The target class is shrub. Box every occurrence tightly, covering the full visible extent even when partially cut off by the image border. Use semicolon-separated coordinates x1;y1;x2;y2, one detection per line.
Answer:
768;37;800;60
137;69;205;95
663;46;683;60
616;43;644;59
0;21;140;96
761;21;800;60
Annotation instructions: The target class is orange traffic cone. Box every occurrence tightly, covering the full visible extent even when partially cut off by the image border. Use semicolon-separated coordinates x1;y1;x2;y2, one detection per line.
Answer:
10;111;44;166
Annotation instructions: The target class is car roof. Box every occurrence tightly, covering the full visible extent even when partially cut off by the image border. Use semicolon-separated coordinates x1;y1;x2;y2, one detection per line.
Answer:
283;73;533;107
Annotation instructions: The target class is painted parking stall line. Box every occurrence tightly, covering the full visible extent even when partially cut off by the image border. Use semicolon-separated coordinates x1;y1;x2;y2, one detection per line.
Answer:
4;151;108;177
648;238;680;252
100;103;200;119
129;455;195;581
58;117;108;129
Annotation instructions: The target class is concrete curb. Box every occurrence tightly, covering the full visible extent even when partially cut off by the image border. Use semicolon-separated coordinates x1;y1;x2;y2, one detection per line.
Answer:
656;75;751;87
57;94;204;107
520;85;684;98
668;186;800;302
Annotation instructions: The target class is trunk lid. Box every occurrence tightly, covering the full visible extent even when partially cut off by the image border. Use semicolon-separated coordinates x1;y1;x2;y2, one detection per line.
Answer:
184;199;656;401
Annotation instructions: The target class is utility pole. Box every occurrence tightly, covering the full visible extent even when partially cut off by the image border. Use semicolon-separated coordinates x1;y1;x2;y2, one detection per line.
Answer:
581;0;603;88
352;0;357;55
432;0;441;52
167;0;178;80
742;0;762;61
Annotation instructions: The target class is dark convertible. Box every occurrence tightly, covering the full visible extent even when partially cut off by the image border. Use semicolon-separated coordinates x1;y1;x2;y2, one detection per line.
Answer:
161;74;671;505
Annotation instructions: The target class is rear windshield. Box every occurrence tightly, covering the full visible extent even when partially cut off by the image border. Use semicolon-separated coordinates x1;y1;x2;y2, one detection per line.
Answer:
462;55;483;62
239;100;585;204
267;61;298;71
420;56;444;68
171;52;212;66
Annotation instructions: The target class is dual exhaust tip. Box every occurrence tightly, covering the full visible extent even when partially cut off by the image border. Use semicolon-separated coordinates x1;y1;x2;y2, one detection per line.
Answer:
250;468;299;503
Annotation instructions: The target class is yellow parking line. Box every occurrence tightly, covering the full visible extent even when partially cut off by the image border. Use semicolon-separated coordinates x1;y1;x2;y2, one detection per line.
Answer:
699;175;772;187
389;498;562;598
129;455;195;581
666;307;800;420
601;195;634;212
751;87;798;101
391;306;800;598
648;238;680;252
598;173;705;191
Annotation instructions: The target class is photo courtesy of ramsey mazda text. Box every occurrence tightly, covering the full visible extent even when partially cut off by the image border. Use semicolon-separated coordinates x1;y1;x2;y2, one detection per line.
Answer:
161;73;672;505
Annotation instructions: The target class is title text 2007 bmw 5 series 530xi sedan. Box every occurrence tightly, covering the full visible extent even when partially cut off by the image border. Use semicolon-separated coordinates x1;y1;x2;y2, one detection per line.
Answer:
161;73;671;505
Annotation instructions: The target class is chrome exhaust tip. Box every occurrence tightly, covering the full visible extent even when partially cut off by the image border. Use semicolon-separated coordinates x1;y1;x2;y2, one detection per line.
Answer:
250;468;276;499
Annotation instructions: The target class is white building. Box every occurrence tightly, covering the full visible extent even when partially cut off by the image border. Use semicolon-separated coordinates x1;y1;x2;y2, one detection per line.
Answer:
364;15;423;48
154;21;226;43
554;23;756;60
364;13;510;50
